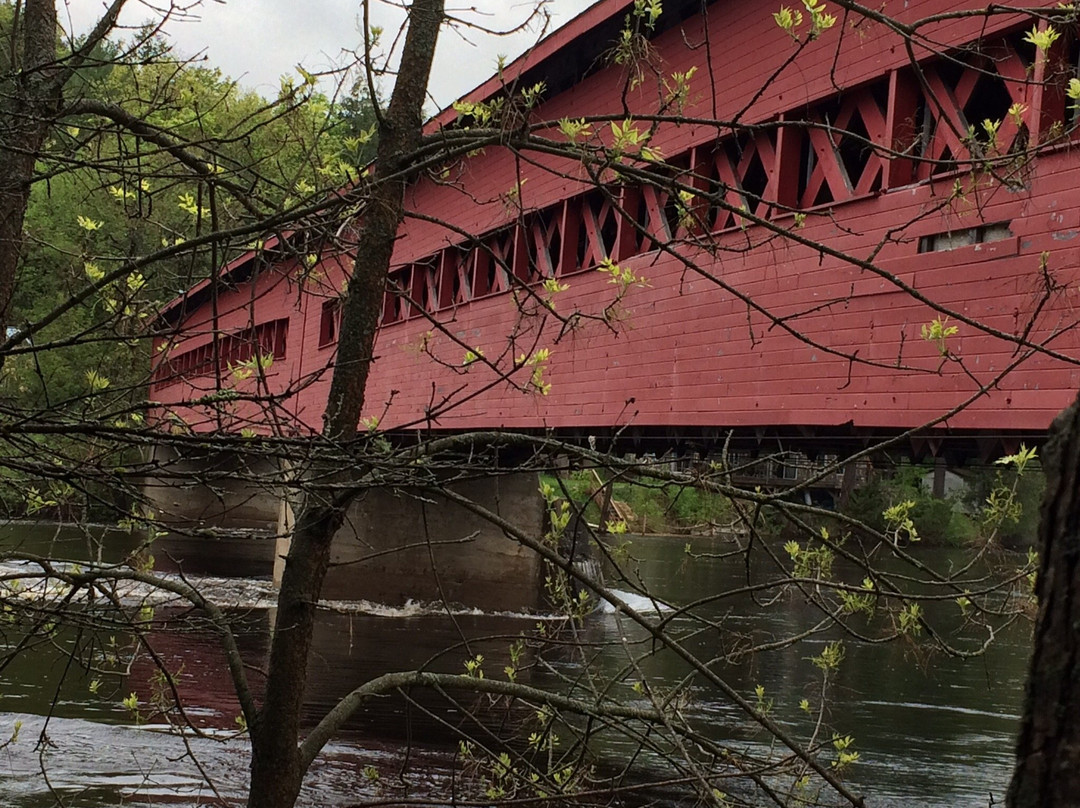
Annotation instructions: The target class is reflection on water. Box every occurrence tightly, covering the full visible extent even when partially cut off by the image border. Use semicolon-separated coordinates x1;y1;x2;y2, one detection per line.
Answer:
567;535;1027;808
0;525;1028;807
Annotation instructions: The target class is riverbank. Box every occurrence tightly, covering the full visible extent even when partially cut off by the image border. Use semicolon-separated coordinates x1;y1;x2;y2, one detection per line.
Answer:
547;460;1044;547
542;471;737;536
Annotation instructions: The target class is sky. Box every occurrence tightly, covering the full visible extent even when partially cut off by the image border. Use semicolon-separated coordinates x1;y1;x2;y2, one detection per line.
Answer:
65;0;594;110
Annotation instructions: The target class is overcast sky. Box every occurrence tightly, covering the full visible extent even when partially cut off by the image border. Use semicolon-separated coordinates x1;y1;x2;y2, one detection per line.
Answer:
65;0;592;110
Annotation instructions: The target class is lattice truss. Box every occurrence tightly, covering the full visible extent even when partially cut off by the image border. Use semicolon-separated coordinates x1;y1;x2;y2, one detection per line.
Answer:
352;26;1076;329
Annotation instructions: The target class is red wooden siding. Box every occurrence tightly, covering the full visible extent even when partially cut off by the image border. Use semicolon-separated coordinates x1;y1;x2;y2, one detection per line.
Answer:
151;0;1080;439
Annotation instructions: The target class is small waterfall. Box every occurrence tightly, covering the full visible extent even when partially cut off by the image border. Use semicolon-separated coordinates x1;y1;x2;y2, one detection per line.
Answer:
571;556;604;612
573;556;603;588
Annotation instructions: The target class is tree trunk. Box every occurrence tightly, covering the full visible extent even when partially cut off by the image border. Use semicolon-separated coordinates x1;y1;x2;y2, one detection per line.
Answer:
1007;394;1080;807
0;0;59;332
246;2;445;806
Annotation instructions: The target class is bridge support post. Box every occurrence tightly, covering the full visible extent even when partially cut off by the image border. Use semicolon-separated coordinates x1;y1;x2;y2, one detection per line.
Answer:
932;457;947;499
146;443;548;611
142;443;281;574
837;459;860;509
306;471;547;612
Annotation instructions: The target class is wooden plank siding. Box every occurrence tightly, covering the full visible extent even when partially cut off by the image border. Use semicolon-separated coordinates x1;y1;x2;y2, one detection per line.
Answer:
152;0;1080;438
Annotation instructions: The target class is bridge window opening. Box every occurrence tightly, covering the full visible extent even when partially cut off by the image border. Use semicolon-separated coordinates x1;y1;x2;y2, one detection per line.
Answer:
546;213;562;275
490;257;510;292
963;68;1020;151
154;343;209;389
510;231;531;284
565;198;587;272
458;249;475;303
663;182;685;236
738;145;770;216
485;229;514;292
625;186;665;252
914;95;934;170
701;142;740;230
554;205;578;276
649;185;674;246
395;266;416;320
887;77;922;183
450;266;463;306
381;269;407;325
379;290;394;326
405;265;424;318
523;212;557;281
525;225;545;281
482;249;504;294
499;249;516;292
777;456;801;481
799;135;815;202
913;41;1032;179
577;191;620;267
798;82;889;208
1000;28;1041;76
934;143;957;178
218;320;289;371
645;158;691;242
800;133;836;208
419;264;434;313
256;318;289;361
807;100;845;206
318;299;340;347
397;265;417;319
413;257;438;313
437;250;462;308
869;80;891;119
469;250;490;298
1067;34;1080;128
624;189;645;251
598;198;619;260
916;61;964;178
574;217;588;269
152;318;289;390
836;103;877;193
704;137;772;227
918;221;1012;253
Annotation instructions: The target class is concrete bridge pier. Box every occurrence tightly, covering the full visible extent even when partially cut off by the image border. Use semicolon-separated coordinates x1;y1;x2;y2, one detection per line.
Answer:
277;472;548;612
142;443;282;575
145;443;550;612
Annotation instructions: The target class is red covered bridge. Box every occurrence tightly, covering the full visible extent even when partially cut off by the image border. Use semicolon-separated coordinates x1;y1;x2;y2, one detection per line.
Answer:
150;0;1080;461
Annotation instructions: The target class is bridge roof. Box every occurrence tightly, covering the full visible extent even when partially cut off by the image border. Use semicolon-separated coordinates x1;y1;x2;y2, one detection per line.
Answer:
155;231;287;327
426;0;699;132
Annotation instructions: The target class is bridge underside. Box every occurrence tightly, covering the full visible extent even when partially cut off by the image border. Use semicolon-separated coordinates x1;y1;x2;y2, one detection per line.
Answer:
384;423;1051;465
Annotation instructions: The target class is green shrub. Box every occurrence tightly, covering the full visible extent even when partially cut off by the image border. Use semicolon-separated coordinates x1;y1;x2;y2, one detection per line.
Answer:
664;485;731;526
840;463;977;546
963;462;1045;548
542;471;734;534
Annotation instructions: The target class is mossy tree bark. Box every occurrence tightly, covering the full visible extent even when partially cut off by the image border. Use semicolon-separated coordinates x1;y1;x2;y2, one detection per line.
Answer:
1007;393;1080;807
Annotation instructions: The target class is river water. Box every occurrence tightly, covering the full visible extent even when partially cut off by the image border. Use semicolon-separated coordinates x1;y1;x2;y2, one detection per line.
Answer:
0;524;1028;807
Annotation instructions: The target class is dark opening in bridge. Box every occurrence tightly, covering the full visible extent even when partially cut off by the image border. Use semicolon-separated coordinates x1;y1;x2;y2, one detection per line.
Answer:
918;222;1012;253
319;299;340;347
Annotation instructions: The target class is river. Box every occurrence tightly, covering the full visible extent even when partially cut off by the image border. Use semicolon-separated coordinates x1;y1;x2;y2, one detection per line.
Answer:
0;524;1028;807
